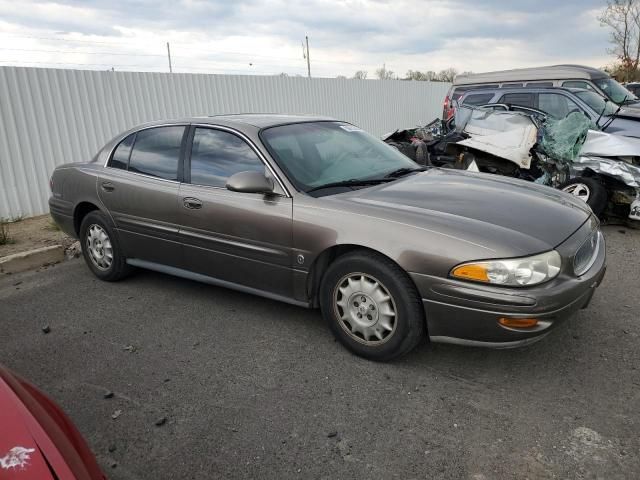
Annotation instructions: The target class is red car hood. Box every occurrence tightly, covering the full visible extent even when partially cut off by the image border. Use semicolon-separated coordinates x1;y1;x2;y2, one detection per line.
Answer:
0;368;105;480
0;379;58;479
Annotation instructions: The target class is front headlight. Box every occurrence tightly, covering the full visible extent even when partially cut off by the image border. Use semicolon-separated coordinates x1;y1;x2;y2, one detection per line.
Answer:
450;250;562;287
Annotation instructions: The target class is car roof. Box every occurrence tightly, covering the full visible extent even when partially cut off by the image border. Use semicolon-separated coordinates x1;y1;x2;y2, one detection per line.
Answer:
454;64;609;86
461;86;585;96
186;113;335;129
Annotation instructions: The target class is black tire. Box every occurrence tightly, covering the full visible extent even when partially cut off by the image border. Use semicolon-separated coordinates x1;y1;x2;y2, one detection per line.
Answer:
415;142;432;166
558;177;608;217
79;210;132;281
319;250;426;361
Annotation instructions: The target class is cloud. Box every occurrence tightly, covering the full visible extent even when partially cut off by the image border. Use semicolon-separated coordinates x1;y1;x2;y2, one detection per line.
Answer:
0;0;615;77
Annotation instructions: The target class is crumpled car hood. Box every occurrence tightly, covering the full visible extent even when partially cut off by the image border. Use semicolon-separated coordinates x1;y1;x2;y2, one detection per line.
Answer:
333;169;592;254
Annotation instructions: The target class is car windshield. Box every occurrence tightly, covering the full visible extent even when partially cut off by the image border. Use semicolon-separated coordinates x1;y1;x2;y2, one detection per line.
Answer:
574;90;619;116
261;121;419;194
593;77;638;104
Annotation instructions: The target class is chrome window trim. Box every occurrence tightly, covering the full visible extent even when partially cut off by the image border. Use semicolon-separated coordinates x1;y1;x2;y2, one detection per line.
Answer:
110;169;181;185
191;123;291;197
103;123;190;169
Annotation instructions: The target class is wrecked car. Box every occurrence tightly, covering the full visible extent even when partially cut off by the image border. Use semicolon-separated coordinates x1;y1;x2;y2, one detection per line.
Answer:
458;86;640;138
384;106;640;223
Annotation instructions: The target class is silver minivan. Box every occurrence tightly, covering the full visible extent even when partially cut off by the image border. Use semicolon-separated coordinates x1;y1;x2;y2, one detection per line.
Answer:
443;64;639;119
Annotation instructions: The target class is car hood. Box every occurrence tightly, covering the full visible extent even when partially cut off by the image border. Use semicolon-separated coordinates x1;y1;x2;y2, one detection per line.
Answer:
0;378;58;480
0;368;105;480
328;169;592;256
609;108;640;121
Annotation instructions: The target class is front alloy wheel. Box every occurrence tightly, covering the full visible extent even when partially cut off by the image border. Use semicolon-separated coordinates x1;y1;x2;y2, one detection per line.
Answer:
320;250;426;361
562;182;590;202
334;273;397;345
559;177;608;217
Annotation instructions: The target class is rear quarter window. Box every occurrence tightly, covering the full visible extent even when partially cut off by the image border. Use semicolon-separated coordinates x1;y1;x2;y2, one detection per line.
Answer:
562;80;594;91
109;133;135;170
462;93;495;106
499;93;535;108
526;82;554;87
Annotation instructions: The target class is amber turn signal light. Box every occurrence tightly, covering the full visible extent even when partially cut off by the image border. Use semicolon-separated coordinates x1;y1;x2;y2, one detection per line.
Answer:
498;317;539;329
451;264;489;282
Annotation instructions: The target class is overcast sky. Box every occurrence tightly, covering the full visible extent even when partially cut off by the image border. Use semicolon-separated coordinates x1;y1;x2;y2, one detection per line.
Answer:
0;0;613;78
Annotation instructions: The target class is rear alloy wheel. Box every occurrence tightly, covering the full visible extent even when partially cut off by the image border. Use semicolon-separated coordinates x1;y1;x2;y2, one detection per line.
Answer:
86;224;113;270
320;250;426;361
559;177;608;217
79;210;131;281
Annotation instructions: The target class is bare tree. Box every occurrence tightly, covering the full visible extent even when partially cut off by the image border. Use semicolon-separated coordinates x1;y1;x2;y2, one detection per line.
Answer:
436;68;458;82
405;70;429;81
375;65;396;80
352;70;368;79
600;0;640;81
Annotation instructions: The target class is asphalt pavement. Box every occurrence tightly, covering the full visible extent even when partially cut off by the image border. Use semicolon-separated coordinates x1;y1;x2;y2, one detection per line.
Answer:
0;226;638;480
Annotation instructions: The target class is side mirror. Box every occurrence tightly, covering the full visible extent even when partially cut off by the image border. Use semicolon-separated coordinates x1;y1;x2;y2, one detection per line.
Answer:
226;171;274;194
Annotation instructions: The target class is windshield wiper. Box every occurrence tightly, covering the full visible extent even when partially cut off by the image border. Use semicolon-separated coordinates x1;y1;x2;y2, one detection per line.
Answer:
602;96;625;131
306;178;392;193
384;166;427;178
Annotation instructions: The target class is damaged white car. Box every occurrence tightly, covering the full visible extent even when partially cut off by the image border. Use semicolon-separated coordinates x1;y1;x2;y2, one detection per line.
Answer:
384;105;640;223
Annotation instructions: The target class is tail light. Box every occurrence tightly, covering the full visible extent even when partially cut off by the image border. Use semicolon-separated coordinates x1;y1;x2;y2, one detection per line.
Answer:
442;95;455;120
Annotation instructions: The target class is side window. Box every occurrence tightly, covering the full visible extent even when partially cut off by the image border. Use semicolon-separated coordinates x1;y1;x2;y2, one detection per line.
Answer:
562;81;594;91
128;126;185;181
462;93;495;106
500;93;535;108
109;133;135;170
189;128;265;188
502;83;524;88
526;82;553;87
539;93;582;119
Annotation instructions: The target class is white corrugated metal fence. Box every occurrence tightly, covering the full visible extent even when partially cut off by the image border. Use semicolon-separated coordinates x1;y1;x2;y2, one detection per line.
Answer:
0;66;450;218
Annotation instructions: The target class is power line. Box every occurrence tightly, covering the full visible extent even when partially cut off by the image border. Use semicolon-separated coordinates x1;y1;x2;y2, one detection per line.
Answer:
0;47;166;57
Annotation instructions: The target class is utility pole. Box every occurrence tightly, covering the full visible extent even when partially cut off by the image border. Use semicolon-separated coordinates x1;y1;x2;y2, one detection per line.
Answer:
305;36;311;78
166;42;173;73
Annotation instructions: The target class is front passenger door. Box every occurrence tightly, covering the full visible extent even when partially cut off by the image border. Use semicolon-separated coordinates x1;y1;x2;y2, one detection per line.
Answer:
178;126;294;298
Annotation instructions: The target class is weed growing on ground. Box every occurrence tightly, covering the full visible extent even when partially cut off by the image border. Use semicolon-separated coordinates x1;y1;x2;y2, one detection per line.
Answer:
0;218;14;245
46;216;61;231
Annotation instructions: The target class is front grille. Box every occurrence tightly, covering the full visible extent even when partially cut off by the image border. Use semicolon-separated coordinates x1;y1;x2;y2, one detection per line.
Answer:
574;229;601;276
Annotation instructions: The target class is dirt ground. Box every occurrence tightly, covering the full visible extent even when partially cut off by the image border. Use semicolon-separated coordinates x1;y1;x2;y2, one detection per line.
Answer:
0;215;74;257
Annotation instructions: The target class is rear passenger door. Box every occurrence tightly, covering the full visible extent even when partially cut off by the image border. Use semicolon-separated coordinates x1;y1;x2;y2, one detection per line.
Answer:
99;125;188;266
177;126;294;298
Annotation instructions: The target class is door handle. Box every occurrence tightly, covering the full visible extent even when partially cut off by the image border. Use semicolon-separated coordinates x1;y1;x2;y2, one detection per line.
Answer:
183;197;202;209
101;182;115;192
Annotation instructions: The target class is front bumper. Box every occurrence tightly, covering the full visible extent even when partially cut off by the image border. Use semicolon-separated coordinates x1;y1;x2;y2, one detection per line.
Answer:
410;220;606;347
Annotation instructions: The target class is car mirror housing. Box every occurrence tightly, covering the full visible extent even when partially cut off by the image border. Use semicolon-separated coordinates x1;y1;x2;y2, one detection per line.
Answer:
226;171;275;194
